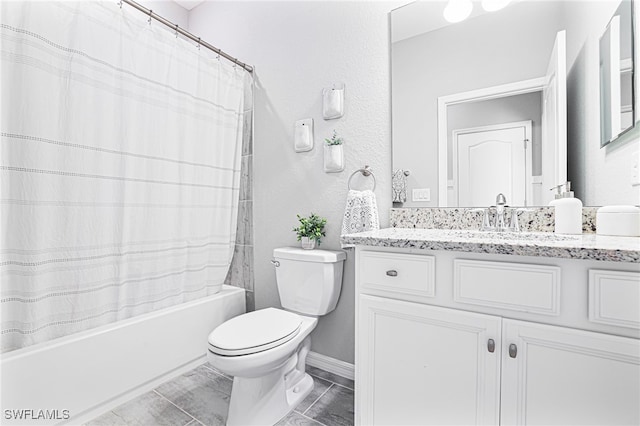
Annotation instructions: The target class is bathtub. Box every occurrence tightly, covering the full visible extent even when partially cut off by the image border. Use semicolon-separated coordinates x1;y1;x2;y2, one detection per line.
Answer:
0;285;245;425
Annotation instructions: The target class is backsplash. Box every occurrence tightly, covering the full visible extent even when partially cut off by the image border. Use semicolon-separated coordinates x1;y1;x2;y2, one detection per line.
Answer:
390;207;598;233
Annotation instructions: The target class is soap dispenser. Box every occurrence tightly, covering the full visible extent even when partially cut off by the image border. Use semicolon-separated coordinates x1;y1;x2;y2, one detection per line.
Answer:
549;181;583;234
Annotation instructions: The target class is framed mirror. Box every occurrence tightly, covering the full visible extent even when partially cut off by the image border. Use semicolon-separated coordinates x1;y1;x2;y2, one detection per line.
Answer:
599;0;635;147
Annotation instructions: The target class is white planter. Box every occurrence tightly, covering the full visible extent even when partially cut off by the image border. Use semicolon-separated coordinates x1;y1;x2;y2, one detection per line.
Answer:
300;237;317;250
324;144;344;173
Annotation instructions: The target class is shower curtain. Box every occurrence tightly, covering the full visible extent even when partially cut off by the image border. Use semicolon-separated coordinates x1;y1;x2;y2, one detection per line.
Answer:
0;1;251;353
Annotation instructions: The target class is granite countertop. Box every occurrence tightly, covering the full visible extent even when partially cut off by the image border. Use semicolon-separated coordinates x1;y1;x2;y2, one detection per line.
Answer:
340;228;640;263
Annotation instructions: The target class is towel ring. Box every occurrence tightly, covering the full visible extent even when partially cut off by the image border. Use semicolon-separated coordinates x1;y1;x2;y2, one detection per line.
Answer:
348;166;376;191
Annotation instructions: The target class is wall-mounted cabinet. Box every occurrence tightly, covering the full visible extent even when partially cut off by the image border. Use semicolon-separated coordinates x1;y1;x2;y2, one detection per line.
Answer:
355;248;640;425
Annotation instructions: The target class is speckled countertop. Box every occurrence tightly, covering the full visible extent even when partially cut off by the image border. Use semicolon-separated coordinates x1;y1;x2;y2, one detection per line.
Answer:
341;228;640;263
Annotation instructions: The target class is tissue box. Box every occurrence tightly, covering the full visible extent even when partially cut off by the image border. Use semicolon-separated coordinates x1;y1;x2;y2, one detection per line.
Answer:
596;205;640;237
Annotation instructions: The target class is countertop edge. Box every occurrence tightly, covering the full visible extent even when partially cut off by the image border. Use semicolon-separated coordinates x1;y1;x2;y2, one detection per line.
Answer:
340;231;640;264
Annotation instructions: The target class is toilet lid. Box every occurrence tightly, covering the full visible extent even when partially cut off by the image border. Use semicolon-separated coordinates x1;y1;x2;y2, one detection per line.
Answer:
208;308;302;356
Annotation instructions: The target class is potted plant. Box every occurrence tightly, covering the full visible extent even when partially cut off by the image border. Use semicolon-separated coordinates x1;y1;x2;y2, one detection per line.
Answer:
324;130;345;172
293;213;327;249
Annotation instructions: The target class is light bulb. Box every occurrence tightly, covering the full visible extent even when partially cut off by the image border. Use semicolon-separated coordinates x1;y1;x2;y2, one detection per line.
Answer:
481;0;511;12
443;0;473;23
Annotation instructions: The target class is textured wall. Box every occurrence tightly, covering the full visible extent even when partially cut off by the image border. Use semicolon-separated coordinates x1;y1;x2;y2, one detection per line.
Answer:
189;1;400;363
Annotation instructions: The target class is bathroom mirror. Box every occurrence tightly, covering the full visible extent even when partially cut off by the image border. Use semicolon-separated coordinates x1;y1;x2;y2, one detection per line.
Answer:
599;0;635;147
391;0;639;207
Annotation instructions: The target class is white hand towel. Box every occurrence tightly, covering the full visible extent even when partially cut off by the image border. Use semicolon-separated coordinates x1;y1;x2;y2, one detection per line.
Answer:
341;189;380;235
392;169;408;203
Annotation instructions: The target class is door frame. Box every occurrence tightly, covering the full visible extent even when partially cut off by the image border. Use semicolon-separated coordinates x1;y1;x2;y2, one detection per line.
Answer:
452;120;533;206
437;77;545;206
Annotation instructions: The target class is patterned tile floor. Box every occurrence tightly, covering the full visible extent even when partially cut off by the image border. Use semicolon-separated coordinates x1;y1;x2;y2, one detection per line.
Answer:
86;364;354;426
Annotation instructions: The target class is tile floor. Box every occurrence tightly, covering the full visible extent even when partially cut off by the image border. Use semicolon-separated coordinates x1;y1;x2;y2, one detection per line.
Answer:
86;364;354;426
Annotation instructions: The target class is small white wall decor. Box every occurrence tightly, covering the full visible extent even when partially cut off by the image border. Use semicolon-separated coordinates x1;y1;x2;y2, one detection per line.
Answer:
323;84;345;119
324;144;344;172
324;130;344;172
294;118;314;152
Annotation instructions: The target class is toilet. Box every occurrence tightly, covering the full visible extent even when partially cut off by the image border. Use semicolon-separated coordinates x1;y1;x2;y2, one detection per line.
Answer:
207;247;346;426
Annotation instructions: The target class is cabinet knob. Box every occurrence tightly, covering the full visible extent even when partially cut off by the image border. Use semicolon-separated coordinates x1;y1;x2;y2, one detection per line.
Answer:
509;343;518;358
386;270;398;277
487;339;495;353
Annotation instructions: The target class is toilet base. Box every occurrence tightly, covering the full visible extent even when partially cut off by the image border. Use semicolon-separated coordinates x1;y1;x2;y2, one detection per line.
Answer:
226;337;314;426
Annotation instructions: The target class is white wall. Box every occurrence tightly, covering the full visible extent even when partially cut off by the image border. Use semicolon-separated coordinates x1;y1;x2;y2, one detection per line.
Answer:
564;0;640;206
188;1;400;364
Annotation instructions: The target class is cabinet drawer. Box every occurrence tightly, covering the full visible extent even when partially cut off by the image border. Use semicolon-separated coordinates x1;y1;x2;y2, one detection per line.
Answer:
589;270;640;330
359;251;435;298
453;259;561;315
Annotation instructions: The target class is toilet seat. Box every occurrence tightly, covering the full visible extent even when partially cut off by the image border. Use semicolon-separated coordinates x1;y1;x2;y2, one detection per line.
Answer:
208;308;302;356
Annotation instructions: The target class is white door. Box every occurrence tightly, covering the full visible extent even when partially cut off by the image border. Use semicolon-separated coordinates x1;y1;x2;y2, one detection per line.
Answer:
541;30;567;205
357;295;501;425
454;121;532;207
501;319;640;425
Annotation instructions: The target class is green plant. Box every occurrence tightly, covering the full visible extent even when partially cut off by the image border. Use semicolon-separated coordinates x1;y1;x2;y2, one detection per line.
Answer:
325;130;343;146
292;213;327;245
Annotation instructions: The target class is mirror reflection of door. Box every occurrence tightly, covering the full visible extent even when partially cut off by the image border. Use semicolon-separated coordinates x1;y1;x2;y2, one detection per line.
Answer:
437;30;566;207
541;29;567;205
453;122;532;207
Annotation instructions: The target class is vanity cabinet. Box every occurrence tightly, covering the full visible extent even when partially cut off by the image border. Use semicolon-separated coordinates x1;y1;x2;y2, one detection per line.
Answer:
358;295;501;425
500;319;639;425
354;248;640;426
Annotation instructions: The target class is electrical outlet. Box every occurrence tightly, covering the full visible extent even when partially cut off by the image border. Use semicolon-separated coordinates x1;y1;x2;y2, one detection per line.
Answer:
412;188;431;202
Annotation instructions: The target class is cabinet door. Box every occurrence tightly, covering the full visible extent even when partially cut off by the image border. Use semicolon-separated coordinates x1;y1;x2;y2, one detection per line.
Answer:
357;295;501;425
501;319;640;425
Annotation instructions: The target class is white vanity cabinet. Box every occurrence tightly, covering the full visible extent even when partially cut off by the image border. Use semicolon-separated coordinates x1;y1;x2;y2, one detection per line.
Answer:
354;247;640;426
358;295;501;425
500;319;639;425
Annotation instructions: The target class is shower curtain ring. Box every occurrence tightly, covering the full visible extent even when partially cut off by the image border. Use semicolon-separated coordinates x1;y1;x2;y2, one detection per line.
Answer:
147;10;152;25
175;24;179;38
197;37;201;50
117;0;122;9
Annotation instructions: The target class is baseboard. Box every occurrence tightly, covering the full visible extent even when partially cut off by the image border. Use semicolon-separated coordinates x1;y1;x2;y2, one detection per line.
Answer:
306;351;354;381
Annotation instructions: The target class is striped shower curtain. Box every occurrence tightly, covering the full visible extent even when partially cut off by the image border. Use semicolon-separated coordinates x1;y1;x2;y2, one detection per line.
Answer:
0;1;251;353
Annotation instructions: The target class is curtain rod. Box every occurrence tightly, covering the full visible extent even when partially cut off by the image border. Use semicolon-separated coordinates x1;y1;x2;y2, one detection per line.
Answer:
119;0;254;73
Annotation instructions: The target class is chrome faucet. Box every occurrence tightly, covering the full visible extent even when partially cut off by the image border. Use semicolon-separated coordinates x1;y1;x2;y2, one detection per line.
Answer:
475;193;526;232
494;193;508;231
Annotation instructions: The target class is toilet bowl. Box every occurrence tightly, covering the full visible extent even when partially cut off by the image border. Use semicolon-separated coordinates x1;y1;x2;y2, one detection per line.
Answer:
208;309;317;425
207;247;345;426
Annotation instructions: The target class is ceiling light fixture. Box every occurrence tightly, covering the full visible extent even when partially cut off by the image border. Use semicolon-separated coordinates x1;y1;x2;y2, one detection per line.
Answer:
481;0;512;12
443;0;473;23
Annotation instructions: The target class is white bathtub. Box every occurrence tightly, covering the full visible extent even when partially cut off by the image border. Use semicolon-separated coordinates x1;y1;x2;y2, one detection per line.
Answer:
0;285;245;425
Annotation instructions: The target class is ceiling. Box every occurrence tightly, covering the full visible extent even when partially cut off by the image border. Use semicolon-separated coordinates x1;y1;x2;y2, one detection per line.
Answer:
173;0;204;11
391;0;516;43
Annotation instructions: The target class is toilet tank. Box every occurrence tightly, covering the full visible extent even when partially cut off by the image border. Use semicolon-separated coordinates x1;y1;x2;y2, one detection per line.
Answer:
273;247;346;316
